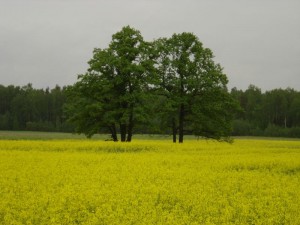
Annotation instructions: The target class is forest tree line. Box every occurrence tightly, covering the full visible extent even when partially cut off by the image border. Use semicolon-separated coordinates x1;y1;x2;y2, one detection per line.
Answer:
231;85;300;137
0;83;300;138
0;84;73;132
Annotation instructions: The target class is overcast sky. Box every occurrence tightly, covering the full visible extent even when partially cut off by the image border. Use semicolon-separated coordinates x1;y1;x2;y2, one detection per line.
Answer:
0;0;299;91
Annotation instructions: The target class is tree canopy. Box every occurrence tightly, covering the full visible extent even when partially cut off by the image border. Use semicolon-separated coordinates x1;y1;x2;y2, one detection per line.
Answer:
154;33;237;142
66;26;238;142
0;84;71;132
66;26;156;142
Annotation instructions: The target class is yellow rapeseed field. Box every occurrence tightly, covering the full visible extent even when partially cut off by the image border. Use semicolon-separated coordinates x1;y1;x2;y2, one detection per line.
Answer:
0;139;299;224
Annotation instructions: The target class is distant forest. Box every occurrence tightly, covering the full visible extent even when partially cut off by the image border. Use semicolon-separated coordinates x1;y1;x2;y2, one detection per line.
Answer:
1;83;300;138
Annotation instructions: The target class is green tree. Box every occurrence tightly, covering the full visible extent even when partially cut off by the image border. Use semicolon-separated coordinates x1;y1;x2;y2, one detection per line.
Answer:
66;26;155;141
155;33;236;143
263;88;296;128
290;92;300;127
230;87;247;119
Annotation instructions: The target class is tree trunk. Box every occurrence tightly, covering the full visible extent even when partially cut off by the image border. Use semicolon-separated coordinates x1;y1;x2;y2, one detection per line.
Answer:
110;123;118;142
179;71;184;143
126;83;134;142
284;116;287;128
179;103;184;143
120;124;127;142
126;108;133;142
172;118;177;143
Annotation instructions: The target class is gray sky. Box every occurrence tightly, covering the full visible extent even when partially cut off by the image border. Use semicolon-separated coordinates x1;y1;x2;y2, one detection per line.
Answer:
0;0;299;91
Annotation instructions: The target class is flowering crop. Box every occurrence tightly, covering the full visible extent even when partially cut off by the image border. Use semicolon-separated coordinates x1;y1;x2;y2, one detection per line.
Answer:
0;139;299;224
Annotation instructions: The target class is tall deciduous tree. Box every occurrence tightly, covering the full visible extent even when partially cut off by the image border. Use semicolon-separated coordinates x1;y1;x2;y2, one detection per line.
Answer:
155;33;237;143
66;26;155;142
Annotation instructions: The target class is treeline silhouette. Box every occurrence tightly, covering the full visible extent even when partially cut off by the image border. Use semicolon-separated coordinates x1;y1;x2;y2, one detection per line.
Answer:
0;84;73;132
1;83;300;137
231;85;300;137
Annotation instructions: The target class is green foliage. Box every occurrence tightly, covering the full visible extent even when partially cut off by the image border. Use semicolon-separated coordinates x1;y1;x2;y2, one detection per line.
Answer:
65;26;156;141
231;86;300;137
65;28;239;142
190;87;237;142
0;113;10;130
289;127;300;138
0;84;71;132
26;121;55;132
154;32;237;142
232;119;252;136
264;124;300;138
